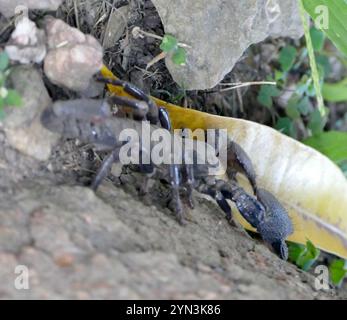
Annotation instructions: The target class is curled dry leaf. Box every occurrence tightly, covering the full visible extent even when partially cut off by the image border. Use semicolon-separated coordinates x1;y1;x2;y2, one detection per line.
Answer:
44;17;103;92
101;65;347;259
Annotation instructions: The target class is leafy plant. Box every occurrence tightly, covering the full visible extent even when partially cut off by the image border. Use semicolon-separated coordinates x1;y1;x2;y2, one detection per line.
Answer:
303;131;347;176
303;131;347;165
303;0;347;57
279;45;297;72
322;78;347;102
160;34;187;66
257;27;328;139
329;259;347;287
288;240;320;271
0;51;22;118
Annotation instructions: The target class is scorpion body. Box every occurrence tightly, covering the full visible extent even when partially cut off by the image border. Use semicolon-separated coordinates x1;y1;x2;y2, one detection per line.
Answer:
41;76;293;260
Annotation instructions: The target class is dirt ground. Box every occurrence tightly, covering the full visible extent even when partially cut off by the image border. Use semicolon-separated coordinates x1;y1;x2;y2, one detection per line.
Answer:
0;0;347;300
0;130;345;299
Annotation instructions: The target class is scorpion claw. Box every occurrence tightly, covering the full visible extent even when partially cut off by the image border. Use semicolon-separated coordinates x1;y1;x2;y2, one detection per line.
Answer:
215;191;233;221
256;189;293;260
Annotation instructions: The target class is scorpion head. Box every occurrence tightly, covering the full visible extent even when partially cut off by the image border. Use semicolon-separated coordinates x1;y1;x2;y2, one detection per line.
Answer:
256;189;294;260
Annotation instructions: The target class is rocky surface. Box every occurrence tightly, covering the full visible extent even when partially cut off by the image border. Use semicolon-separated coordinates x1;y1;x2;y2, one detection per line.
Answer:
0;65;59;161
5;17;46;64
44;17;103;92
151;0;304;90
0;139;343;299
0;0;63;18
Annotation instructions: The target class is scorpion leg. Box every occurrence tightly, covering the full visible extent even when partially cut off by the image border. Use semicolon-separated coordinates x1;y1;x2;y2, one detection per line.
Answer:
198;180;234;222
159;107;190;221
91;148;120;191
95;76;159;124
183;164;195;209
137;148;156;196
227;141;257;194
169;163;184;224
108;95;149;121
158;107;172;131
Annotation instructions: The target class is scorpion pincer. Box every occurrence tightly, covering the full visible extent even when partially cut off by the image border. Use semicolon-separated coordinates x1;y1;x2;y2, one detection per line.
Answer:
41;76;293;260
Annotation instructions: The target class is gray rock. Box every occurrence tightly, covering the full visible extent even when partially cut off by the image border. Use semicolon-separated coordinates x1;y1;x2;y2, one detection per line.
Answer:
5;17;46;64
0;0;63;18
151;0;304;90
43;17;103;92
0;66;59;161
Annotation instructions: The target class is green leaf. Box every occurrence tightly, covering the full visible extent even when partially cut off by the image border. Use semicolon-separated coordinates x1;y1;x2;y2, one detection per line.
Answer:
286;95;301;120
288;242;306;262
303;131;347;165
4;90;22;107
308;109;325;136
316;55;331;78
297;96;312;116
275;117;296;138
172;47;187;65
304;0;347;57
279;45;297;72
296;75;311;96
329;259;347;287
160;34;178;53
0;51;9;71
257;84;280;108
297;240;320;271
310;26;325;52
322;78;347;102
289;240;320;272
274;69;285;82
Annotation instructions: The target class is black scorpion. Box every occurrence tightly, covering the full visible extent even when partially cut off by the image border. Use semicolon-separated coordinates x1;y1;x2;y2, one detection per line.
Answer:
41;75;293;260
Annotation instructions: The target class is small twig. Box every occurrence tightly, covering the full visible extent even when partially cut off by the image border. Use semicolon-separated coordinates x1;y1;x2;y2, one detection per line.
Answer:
73;0;80;30
219;81;277;92
132;27;191;49
134;66;161;80
146;51;167;70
